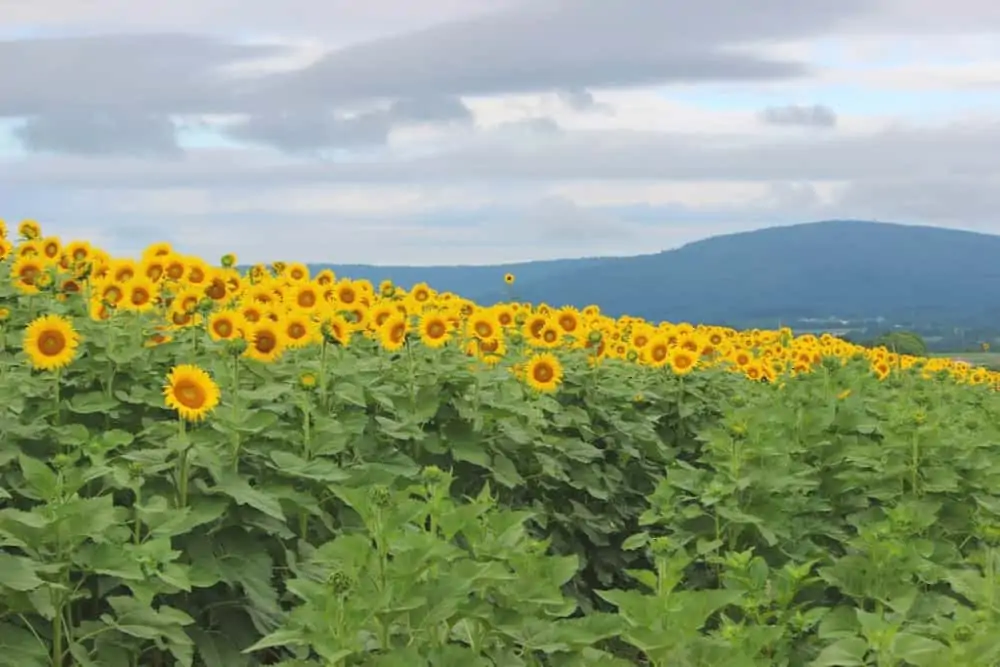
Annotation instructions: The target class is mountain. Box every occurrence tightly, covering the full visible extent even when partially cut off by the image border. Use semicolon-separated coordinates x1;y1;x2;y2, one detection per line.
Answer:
311;220;1000;331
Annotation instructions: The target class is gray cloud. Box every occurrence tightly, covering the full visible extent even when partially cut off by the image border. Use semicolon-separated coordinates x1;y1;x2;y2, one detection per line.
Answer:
0;34;284;117
225;110;392;153
759;104;838;127
10;120;994;188
224;96;473;152
387;96;473;124
259;0;873;105
0;0;872;123
13;111;182;156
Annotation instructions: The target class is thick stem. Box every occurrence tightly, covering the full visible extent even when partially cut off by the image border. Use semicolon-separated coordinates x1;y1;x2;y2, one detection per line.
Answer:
176;419;190;508
231;355;242;470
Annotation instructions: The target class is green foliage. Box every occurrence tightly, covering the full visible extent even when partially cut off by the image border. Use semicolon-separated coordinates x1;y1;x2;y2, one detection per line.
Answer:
5;277;1000;665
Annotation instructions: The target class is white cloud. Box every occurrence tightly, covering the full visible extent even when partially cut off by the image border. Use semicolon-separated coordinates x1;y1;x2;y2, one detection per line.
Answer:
1;0;1000;264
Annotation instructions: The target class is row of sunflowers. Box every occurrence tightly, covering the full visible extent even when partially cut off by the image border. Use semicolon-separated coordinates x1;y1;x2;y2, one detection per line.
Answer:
3;218;997;421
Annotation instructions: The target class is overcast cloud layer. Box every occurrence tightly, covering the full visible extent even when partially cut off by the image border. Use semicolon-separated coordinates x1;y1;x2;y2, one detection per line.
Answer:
2;0;1000;264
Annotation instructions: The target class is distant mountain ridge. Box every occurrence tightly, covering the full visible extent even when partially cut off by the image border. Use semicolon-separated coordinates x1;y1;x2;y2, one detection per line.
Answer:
310;220;1000;330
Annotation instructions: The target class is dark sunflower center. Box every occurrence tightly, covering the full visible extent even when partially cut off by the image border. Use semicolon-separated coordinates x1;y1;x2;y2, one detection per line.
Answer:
255;333;276;353
175;380;206;409
39;331;66;355
533;364;554;383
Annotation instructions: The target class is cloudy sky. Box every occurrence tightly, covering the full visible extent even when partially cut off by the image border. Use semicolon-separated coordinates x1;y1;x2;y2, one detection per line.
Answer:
2;0;1000;265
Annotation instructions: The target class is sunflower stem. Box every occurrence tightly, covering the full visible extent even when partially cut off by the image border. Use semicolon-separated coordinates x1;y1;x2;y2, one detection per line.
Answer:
319;339;329;411
176;419;190;508
231;355;242;471
53;368;62;427
299;392;312;538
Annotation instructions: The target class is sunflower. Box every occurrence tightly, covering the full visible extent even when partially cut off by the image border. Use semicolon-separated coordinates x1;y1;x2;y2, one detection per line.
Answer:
282;312;318;348
524;352;563;392
645;335;670;368
504;272;515;285
668;348;697;376
315;269;336;286
291;282;321;311
207;309;245;342
244;319;286;363
378;314;408;352
555;307;581;335
23;314;80;371
334;280;358;305
409;282;433;303
88;298;113;321
467;311;499;340
163;364;220;422
368;303;396;329
284;262;310;282
39;236;61;261
10;256;44;294
111;259;137;283
322;313;353;346
163;255;187;282
186;258;209;285
121;276;159;313
418;313;451;348
142;241;174;259
18;219;41;240
0;238;12;260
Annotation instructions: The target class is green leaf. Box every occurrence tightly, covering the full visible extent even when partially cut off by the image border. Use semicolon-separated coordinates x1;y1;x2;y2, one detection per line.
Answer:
67;391;120;414
205;473;285;521
890;632;947;666
620;532;649;551
234;410;280;434
0;553;43;591
810;637;869;667
0;621;48;667
334;381;367;407
18;455;58;500
269;451;351;482
491;453;524;488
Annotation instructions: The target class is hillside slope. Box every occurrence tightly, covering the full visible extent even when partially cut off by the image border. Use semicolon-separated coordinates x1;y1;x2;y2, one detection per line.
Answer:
313;220;1000;328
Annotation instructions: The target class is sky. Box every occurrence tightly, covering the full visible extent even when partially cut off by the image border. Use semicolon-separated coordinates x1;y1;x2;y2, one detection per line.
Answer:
1;0;1000;265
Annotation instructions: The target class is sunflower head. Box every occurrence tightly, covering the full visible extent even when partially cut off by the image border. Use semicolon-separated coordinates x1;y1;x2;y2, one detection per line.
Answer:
164;364;221;422
23;314;80;371
504;272;515;285
524;352;564;393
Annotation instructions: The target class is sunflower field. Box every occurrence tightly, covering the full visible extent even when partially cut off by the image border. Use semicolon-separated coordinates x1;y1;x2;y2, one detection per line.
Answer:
3;219;1000;667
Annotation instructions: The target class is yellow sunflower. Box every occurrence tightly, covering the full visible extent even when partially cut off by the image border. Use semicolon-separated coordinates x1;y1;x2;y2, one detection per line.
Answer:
207;309;245;342
378;314;408;352
18;219;41;240
668;348;697;376
524;352;563;392
244;319;286;363
504;272;515;285
418;313;451;348
121;276;160;313
163;364;220;422
282;312;318;348
23;314;80;371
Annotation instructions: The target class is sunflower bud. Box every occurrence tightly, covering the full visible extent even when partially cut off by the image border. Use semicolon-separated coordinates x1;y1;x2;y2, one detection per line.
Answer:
220;253;237;268
298;372;318;390
226;337;248;357
587;330;603;344
327;570;354;596
368;485;392;508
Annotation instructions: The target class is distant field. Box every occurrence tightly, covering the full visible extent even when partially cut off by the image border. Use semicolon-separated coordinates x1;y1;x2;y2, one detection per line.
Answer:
933;351;1000;369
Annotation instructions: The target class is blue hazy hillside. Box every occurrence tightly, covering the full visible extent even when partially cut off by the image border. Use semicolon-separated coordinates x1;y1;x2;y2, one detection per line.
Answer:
312;220;1000;329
